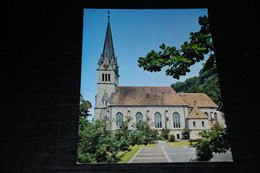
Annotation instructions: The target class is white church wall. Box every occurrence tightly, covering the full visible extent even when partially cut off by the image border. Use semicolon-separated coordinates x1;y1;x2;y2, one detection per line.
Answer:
109;106;188;132
197;107;225;127
189;130;202;139
104;105;224;140
187;118;209;130
186;118;210;139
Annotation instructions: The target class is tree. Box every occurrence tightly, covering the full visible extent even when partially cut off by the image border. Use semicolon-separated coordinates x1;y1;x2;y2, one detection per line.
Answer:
78;117;158;163
78;119;125;163
170;53;222;106
190;128;231;161
138;16;214;80
79;94;92;118
78;95;126;163
129;121;158;146
114;117;131;151
160;128;170;140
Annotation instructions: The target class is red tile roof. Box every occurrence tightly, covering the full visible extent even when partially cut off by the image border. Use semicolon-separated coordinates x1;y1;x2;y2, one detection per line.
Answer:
110;86;187;106
178;93;218;108
110;87;219;108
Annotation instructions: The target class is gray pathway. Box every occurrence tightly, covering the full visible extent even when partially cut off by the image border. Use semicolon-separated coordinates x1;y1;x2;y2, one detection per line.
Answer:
129;146;168;163
164;145;196;162
129;141;233;163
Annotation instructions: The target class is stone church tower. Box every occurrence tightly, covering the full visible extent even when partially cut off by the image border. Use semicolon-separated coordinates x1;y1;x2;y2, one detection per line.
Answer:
94;14;119;120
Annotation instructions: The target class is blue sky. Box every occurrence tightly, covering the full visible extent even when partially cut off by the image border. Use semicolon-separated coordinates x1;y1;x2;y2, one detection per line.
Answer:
81;9;208;120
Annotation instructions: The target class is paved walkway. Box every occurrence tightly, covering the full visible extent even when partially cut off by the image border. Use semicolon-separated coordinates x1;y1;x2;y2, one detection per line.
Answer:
128;141;170;163
128;141;233;163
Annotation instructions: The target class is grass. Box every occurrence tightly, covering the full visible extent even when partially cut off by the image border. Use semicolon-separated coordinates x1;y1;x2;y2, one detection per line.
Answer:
118;143;156;163
166;141;197;146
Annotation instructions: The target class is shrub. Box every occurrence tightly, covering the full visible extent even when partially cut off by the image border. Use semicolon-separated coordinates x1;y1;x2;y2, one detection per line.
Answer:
160;128;170;140
169;134;175;142
135;121;158;145
211;122;224;131
128;130;144;146
182;128;190;139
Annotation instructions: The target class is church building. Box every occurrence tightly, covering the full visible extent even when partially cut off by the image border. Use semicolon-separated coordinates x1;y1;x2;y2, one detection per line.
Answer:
94;15;226;139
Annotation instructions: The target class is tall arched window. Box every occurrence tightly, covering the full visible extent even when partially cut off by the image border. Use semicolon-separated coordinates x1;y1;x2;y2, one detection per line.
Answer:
105;74;107;81
214;112;218;123
135;112;143;125
108;74;110;81
173;112;181;128
102;74;104;81
116;112;123;127
154;112;162;128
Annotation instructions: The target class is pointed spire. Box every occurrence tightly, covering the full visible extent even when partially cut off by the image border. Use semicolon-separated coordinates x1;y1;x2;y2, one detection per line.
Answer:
102;11;115;61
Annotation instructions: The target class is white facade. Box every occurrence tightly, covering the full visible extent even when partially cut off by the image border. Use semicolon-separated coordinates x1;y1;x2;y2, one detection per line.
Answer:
107;105;224;139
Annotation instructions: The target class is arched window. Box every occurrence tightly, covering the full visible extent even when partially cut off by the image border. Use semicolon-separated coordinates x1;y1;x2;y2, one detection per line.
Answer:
108;74;110;81
116;112;123;127
102;74;104;81
173;112;181;128
154;112;162;128
135;112;143;125
105;74;107;81
193;121;196;127
202;121;205;127
214;112;218;122
204;112;208;117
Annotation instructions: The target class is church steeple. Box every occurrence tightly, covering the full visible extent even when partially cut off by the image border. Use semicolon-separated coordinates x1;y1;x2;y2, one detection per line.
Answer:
102;11;115;62
94;11;119;121
98;11;118;74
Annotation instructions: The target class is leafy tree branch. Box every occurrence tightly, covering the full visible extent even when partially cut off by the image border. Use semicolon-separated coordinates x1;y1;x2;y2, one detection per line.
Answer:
138;16;213;79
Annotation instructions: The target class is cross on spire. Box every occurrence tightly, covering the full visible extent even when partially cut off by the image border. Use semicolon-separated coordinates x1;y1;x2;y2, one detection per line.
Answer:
107;10;110;22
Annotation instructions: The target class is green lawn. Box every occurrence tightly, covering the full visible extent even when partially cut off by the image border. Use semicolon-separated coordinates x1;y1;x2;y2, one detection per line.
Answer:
166;141;197;146
118;143;156;163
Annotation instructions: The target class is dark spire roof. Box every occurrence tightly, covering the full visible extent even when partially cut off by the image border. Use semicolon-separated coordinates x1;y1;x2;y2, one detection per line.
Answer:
102;18;115;61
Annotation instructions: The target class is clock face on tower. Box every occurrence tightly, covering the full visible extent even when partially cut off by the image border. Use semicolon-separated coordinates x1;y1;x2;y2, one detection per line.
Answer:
103;64;109;69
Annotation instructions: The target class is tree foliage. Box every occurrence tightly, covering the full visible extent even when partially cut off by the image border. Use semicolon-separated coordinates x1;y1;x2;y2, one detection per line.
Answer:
129;121;158;146
79;94;92;118
114;118;132;151
138;16;213;79
78;118;126;163
138;15;222;105
182;128;190;139
171;56;222;106
190;128;231;161
160;128;170;140
169;134;175;142
78;117;158;163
